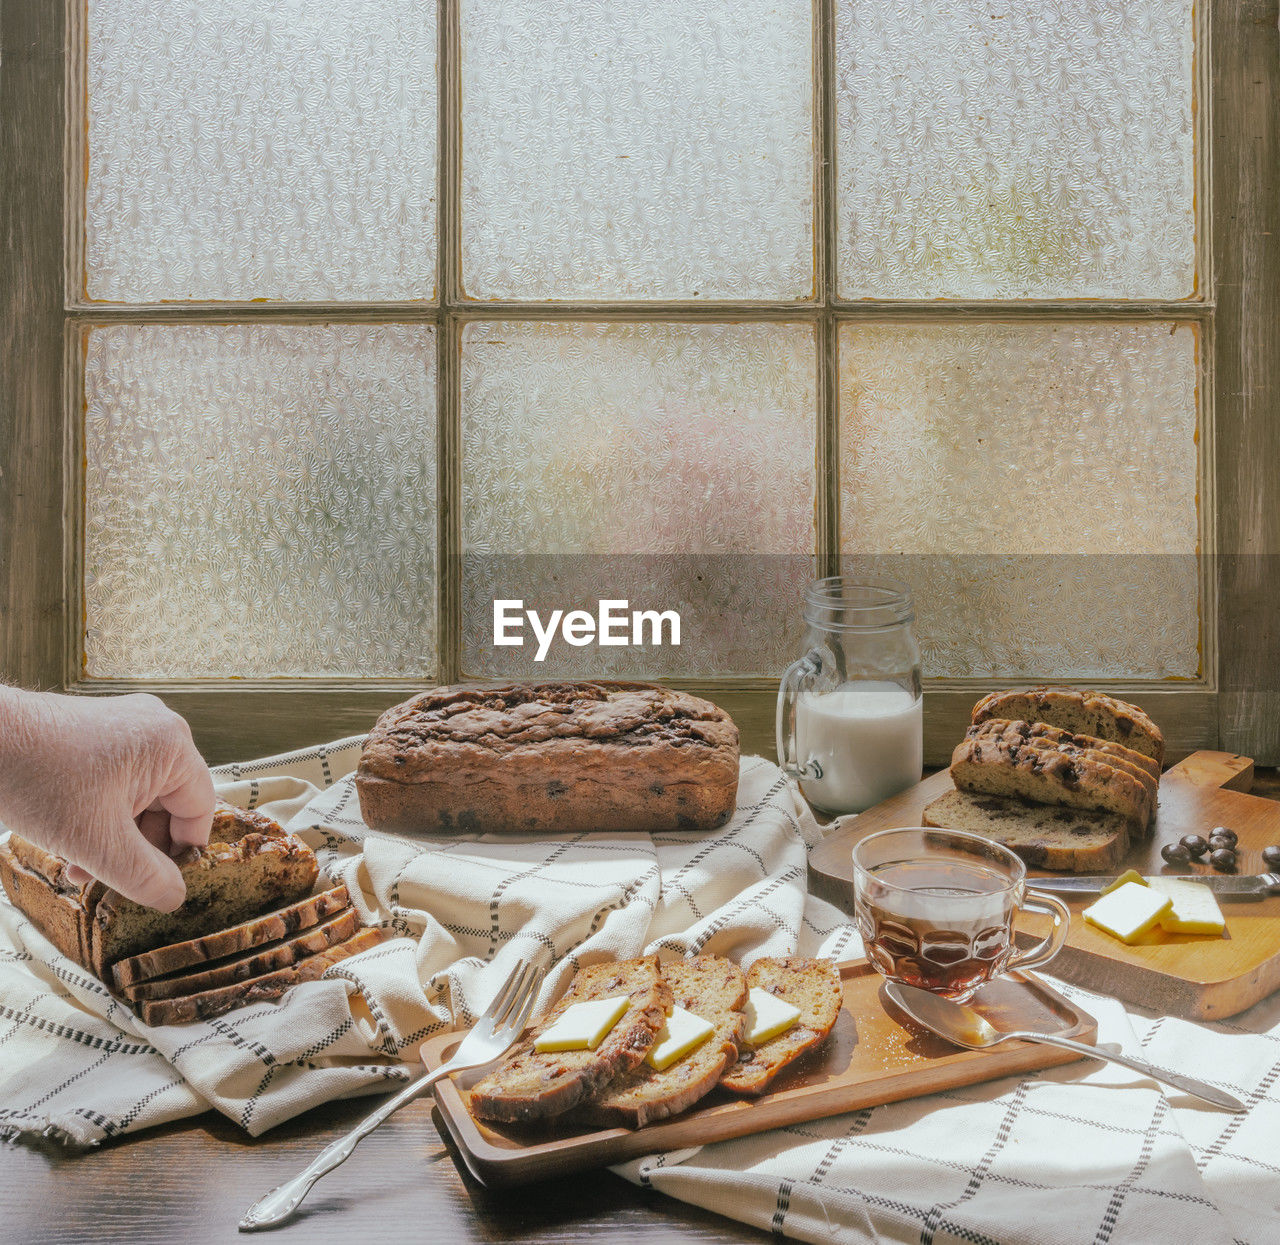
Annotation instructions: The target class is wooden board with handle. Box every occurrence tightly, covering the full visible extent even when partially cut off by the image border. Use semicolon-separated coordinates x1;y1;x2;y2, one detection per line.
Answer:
809;751;1280;1020
422;960;1095;1187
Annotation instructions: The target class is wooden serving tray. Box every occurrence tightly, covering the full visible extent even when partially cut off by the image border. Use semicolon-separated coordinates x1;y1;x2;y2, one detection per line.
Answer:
421;959;1096;1187
809;751;1280;1020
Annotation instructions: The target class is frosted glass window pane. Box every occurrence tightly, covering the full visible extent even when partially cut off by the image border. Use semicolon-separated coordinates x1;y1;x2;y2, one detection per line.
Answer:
836;0;1195;299
461;0;813;300
839;322;1199;678
462;322;816;677
86;1;437;302
84;325;437;678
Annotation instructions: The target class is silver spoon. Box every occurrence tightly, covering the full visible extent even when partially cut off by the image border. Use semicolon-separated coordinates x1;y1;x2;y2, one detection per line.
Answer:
885;981;1246;1112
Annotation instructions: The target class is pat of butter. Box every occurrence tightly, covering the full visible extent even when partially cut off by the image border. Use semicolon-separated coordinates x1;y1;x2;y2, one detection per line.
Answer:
1100;868;1146;896
1147;877;1226;936
646;1005;715;1071
743;987;801;1046
1083;881;1173;944
534;995;629;1053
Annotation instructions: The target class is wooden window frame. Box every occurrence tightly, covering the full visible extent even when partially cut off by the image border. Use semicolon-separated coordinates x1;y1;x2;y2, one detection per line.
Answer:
1;0;1276;766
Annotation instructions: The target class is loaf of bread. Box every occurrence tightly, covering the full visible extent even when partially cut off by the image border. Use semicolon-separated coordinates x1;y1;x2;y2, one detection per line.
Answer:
574;955;747;1129
469;956;672;1123
971;688;1165;768
950;734;1154;830
357;682;740;835
0;803;318;979
721;958;843;1095
922;789;1131;872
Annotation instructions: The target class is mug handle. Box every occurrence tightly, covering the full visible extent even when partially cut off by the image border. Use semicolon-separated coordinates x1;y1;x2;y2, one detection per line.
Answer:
1007;889;1072;975
776;653;822;782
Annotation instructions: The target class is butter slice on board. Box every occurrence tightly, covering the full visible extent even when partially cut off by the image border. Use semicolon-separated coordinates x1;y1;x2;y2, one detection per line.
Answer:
534;995;629;1053
1100;869;1146;896
646;1005;714;1071
1146;877;1227;936
1083;882;1172;945
743;986;801;1046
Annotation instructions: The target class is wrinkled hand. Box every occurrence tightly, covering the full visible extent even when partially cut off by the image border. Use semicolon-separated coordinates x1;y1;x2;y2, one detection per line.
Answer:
0;690;215;911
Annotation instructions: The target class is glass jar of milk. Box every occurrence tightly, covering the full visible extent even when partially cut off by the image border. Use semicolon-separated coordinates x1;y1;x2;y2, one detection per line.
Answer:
776;577;922;814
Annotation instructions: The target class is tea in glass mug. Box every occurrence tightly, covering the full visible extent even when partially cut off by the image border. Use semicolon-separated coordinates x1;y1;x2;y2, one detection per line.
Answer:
852;828;1071;1001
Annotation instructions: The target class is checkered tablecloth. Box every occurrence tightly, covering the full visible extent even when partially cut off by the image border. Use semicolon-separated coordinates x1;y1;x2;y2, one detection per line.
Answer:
0;741;1277;1244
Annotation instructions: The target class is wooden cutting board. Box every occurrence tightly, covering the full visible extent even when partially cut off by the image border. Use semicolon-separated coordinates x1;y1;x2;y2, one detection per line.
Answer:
423;959;1095;1186
808;751;1280;1020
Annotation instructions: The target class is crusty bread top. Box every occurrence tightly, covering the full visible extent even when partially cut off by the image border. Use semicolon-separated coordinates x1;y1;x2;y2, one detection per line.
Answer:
721;958;842;1096
970;687;1164;766
358;682;739;784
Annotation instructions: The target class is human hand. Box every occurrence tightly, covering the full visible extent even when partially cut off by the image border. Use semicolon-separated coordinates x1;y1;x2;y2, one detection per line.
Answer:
0;690;215;911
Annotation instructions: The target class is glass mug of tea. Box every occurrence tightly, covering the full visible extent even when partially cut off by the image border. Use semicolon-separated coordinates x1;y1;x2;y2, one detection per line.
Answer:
852;827;1071;1001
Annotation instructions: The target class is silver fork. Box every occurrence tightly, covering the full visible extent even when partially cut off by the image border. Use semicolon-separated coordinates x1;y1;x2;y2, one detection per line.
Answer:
238;959;545;1233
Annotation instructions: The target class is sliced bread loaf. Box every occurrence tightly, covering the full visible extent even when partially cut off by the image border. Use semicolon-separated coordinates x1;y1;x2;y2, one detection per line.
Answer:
950;735;1153;829
966;719;1160;785
89;804;319;978
971;688;1164;767
111;884;351;989
721;958;842;1096
922;788;1131;872
137;926;391;1026
574;955;747;1129
121;907;360;1001
469;956;672;1124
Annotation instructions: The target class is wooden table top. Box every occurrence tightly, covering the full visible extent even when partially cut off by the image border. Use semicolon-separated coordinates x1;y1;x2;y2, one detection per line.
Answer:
7;767;1278;1244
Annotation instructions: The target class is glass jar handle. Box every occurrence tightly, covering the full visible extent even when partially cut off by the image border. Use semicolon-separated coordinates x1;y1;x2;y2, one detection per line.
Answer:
1008;890;1071;975
776;652;822;781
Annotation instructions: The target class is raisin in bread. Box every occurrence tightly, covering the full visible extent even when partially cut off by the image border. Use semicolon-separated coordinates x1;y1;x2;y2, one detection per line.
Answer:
469;956;672;1123
112;884;351;989
721;958;842;1096
137;926;390;1026
922;789;1131;872
950;734;1153;830
971;688;1164;768
574;955;747;1129
356;682;739;835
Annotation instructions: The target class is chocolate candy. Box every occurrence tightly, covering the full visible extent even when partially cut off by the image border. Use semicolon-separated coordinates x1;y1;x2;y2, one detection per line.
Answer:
1209;848;1238;873
1161;842;1192;866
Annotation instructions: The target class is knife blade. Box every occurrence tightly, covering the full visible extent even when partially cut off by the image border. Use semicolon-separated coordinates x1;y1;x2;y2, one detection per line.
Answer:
1032;873;1280;901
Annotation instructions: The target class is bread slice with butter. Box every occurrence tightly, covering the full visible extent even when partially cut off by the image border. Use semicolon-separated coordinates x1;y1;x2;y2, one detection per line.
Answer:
469;956;671;1124
721;957;842;1096
574;955;747;1129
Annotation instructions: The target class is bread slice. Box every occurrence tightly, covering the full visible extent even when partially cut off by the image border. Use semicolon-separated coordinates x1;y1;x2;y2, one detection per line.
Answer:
0;843;89;965
950;735;1153;829
111;884;351;990
721;958;842;1096
574;955;747;1129
966;719;1159;785
136;926;391;1026
469;957;672;1124
922;788;1130;872
121;907;360;1001
971;688;1165;767
89;804;319;978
